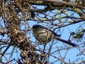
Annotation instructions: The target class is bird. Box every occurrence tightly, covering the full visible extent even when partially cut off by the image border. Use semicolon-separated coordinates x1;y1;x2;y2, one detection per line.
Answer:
32;25;78;47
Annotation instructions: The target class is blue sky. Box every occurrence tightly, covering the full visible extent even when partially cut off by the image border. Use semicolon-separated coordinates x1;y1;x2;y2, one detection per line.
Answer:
0;4;85;64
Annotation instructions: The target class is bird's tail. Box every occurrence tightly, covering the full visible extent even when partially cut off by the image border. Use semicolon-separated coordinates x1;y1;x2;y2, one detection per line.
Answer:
55;36;78;47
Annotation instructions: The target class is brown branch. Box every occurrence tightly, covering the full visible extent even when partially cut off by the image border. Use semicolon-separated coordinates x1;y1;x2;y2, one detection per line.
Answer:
28;0;85;9
44;0;85;9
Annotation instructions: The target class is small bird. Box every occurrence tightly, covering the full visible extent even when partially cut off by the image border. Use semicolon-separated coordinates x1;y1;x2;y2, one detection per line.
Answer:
32;25;77;47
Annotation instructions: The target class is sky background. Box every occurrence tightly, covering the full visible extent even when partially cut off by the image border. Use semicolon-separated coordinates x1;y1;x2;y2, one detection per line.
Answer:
0;4;85;64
